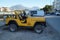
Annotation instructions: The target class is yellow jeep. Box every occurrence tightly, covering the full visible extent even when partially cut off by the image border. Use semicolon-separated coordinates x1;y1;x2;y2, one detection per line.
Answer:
5;11;46;34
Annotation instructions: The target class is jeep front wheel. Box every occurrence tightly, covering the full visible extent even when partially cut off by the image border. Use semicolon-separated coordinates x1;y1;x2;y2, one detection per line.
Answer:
9;24;17;32
34;24;44;34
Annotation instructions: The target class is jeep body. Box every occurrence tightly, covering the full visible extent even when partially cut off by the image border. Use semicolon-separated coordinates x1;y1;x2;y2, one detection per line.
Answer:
5;10;46;34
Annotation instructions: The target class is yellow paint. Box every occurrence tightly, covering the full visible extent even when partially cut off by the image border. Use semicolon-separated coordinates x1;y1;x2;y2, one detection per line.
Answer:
5;11;45;27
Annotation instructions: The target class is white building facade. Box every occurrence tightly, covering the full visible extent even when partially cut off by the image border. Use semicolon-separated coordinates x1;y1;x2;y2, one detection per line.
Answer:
0;7;11;12
53;0;60;10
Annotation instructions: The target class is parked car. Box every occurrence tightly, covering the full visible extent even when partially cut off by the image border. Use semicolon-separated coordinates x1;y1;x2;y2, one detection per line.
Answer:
29;10;45;17
56;11;60;16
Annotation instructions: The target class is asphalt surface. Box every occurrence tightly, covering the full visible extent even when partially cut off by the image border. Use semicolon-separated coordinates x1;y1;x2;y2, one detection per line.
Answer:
45;16;60;33
0;15;60;40
0;26;60;40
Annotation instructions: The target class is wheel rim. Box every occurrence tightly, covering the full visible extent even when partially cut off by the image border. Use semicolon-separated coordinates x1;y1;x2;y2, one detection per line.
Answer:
10;26;16;31
34;25;42;33
9;24;17;32
35;27;42;33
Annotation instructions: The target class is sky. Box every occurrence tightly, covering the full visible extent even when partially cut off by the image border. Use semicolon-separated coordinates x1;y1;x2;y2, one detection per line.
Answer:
0;0;54;8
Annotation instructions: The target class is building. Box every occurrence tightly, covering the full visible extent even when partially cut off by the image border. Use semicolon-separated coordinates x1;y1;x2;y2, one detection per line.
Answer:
0;7;11;12
53;0;60;11
0;8;1;12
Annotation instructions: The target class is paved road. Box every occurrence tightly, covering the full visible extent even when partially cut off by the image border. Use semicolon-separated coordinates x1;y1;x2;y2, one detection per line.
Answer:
0;26;60;40
0;15;60;40
45;16;60;33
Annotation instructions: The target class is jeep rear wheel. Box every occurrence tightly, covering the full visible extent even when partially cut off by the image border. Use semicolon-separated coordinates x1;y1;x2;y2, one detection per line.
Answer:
34;24;44;34
9;24;17;32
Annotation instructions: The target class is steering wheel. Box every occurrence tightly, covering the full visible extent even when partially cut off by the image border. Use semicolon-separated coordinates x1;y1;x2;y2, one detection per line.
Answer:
20;13;25;20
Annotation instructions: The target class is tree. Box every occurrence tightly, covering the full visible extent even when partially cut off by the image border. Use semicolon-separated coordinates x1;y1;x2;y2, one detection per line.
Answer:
41;5;53;14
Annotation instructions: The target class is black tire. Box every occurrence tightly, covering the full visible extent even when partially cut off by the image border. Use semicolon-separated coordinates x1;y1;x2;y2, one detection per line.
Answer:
34;24;44;34
57;14;60;16
9;24;17;32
